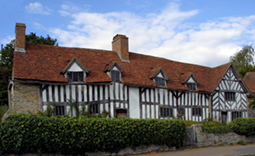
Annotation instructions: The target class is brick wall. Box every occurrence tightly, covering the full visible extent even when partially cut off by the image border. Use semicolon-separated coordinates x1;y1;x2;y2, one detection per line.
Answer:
11;82;41;114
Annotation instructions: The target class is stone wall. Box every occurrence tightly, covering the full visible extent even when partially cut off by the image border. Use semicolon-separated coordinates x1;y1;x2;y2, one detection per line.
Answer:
11;82;41;114
192;124;255;147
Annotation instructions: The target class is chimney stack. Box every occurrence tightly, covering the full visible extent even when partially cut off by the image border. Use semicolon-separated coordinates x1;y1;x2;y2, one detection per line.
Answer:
15;23;26;52
112;34;129;62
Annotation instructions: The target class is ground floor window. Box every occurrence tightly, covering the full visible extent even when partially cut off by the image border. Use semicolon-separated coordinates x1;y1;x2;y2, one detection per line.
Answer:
55;105;65;116
179;107;185;115
232;111;242;120
90;104;99;114
192;107;202;116
160;107;173;117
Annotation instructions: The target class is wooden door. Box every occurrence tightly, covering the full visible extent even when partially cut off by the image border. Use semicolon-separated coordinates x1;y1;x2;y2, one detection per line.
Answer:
116;109;127;118
221;112;227;123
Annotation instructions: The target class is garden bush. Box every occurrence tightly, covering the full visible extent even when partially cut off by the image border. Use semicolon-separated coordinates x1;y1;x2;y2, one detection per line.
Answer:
0;114;186;155
202;125;232;134
229;118;255;136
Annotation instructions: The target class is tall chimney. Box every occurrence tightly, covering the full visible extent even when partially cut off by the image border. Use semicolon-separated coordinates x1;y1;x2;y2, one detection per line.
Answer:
112;34;129;62
15;23;26;52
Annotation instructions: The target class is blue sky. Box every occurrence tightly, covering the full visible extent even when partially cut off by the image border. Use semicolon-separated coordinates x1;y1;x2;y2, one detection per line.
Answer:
1;0;255;67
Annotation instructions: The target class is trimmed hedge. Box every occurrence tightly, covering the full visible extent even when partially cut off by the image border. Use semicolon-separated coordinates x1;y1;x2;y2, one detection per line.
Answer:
202;125;232;134
0;114;186;155
229;118;255;136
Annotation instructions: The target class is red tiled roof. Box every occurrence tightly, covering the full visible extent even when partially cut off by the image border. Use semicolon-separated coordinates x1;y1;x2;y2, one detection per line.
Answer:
244;72;255;95
13;43;232;92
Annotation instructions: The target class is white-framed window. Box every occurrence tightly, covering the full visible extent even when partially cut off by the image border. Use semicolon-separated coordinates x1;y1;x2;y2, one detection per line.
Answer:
225;92;236;101
155;77;166;87
110;70;121;82
67;71;84;82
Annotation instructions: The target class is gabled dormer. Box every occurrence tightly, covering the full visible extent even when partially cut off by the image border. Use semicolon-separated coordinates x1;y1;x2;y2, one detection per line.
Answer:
105;62;123;82
180;72;198;91
61;57;89;82
149;68;168;87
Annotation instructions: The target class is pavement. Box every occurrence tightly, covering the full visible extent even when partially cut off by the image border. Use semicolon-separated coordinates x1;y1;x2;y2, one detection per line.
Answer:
135;144;255;156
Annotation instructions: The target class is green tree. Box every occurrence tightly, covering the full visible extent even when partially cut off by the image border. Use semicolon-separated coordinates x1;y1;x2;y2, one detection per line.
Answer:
230;45;255;77
0;33;58;106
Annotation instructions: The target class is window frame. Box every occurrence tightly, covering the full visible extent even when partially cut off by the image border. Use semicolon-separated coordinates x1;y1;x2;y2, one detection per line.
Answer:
55;105;65;116
155;77;166;87
110;70;121;82
90;104;99;114
186;83;197;91
192;107;202;116
67;71;84;82
232;111;242;120
160;107;173;117
224;92;236;101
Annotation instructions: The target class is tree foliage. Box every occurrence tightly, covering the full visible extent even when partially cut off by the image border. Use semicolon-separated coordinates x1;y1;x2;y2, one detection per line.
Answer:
0;33;58;106
230;45;255;77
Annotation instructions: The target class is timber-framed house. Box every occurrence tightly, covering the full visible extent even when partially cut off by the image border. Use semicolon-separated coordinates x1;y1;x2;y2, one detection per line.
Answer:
8;23;250;123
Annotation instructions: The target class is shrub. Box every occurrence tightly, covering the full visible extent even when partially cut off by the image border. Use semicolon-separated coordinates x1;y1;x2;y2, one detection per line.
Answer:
229;118;255;136
202;125;232;134
0;114;186;155
0;105;8;122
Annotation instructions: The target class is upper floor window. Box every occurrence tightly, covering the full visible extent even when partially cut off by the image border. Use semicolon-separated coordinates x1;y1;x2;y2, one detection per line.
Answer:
111;70;120;82
225;92;236;101
67;71;84;82
186;83;196;91
155;77;166;87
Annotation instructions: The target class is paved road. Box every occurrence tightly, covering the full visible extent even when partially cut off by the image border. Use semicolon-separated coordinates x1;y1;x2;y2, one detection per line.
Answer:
135;144;255;156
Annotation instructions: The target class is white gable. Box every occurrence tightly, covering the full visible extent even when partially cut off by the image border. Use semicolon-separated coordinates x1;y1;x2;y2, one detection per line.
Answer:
187;77;195;83
157;72;164;78
216;67;244;92
68;62;83;72
112;66;119;71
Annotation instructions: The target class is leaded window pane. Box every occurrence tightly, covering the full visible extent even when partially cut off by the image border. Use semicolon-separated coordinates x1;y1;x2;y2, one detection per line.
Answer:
155;77;165;87
67;72;84;82
111;70;120;82
225;92;236;101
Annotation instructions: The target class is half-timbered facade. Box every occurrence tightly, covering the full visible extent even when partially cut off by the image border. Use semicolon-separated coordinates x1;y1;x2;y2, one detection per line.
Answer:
8;23;250;123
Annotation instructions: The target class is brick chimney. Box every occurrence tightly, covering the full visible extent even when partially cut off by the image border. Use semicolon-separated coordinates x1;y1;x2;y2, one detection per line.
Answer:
112;34;129;62
15;23;26;52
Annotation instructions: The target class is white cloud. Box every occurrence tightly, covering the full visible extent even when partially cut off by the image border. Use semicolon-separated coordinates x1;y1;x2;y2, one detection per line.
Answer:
25;2;52;15
58;2;90;17
0;36;14;45
50;2;255;67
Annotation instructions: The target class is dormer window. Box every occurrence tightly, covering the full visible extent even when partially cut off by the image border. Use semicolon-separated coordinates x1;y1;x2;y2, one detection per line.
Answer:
67;71;84;82
149;67;168;88
181;72;198;91
155;77;166;87
61;57;89;83
111;70;121;82
186;83;196;91
105;61;123;82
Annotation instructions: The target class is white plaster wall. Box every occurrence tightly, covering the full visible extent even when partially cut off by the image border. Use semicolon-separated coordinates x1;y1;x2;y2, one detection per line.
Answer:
129;87;140;118
68;62;83;71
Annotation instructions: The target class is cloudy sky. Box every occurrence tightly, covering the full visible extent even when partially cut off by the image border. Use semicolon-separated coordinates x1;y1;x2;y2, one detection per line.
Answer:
1;0;255;67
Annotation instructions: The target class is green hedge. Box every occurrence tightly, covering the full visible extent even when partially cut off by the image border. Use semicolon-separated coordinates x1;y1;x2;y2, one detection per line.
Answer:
229;118;255;136
202;125;232;134
0;114;186;155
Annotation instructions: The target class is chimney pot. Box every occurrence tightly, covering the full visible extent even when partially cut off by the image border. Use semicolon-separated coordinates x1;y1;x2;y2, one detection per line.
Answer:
15;23;26;52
